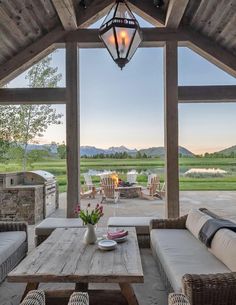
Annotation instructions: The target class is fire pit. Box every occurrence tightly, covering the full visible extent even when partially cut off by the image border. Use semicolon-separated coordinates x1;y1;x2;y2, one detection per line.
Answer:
117;179;141;198
107;174;141;198
116;185;142;198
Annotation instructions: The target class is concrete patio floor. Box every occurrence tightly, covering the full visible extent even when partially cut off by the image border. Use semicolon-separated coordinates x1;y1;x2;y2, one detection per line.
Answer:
1;191;236;305
56;190;236;225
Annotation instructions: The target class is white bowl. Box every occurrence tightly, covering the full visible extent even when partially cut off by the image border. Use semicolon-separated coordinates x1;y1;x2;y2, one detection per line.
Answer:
98;239;117;251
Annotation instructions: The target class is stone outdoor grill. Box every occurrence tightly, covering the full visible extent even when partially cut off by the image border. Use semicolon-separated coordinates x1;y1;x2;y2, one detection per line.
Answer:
0;170;58;224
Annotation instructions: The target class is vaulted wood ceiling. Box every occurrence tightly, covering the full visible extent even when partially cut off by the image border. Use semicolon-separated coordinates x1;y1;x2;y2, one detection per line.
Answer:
0;0;235;86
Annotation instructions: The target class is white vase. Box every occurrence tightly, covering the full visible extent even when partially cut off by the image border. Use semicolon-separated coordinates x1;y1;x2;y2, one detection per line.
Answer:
83;224;97;244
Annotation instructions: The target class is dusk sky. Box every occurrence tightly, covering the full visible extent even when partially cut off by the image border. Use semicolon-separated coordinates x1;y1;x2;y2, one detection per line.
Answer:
8;17;236;155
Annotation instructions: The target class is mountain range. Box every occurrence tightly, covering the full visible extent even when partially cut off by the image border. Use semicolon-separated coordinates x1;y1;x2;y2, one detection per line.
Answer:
217;145;236;155
25;144;236;157
80;145;194;157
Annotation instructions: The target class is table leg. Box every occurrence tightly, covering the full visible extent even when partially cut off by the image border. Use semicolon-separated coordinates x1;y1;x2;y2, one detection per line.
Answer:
119;283;139;305
75;283;88;292
21;282;39;302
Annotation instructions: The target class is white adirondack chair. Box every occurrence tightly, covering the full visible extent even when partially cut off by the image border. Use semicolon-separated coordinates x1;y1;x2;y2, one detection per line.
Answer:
101;177;120;203
127;171;137;184
147;174;157;188
83;173;94;190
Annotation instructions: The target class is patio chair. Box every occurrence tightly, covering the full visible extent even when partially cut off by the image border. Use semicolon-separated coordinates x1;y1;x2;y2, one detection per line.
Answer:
101;177;120;203
80;186;96;199
83;173;101;198
147;173;157;188
20;290;89;305
140;176;161;200
156;181;165;199
127;171;137;184
83;173;94;189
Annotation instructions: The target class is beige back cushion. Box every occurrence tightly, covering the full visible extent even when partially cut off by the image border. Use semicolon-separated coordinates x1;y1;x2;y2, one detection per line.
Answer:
209;229;236;271
186;209;212;240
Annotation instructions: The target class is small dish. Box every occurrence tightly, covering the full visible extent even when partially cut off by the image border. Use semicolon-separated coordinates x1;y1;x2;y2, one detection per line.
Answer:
112;235;128;243
98;239;117;251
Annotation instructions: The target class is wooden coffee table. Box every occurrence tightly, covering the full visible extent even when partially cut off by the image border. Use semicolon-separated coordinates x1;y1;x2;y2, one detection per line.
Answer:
8;227;143;305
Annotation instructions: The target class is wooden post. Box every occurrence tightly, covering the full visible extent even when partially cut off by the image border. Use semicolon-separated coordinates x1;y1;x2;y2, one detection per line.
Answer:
164;40;179;218
66;42;80;217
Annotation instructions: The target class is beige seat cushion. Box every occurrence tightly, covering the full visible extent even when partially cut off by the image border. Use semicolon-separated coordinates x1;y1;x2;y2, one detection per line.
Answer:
151;229;230;292
0;231;26;265
35;218;83;236
209;228;236;271
186;209;212;240
108;216;158;235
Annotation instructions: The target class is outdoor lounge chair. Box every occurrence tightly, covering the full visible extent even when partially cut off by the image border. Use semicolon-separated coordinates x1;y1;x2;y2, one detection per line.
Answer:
140;175;161;200
127;171;138;184
83;173;94;190
20;290;89;305
83;173;101;197
80;187;96;199
101;177;120;203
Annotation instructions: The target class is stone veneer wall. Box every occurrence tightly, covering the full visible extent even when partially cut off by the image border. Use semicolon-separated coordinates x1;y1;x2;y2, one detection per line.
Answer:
0;186;44;224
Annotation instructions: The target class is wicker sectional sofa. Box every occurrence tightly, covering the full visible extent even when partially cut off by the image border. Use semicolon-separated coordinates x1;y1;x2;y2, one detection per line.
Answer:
0;221;28;283
150;211;236;305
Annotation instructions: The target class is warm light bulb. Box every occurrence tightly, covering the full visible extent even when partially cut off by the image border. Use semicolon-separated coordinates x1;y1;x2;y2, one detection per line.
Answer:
120;31;127;38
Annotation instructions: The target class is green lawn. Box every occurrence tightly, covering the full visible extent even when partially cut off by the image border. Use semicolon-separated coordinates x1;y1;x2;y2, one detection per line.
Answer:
0;157;236;192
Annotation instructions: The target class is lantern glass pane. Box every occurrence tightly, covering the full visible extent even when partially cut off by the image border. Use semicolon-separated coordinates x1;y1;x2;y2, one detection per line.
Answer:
101;28;118;60
102;4;116;24
115;2;134;19
127;30;142;60
115;27;135;59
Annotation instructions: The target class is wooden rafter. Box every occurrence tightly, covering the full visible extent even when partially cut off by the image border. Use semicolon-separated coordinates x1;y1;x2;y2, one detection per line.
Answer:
184;29;236;78
0;88;66;104
178;85;236;103
0;27;67;87
77;0;114;28
51;0;77;30
128;0;165;27
60;28;189;48
165;0;190;28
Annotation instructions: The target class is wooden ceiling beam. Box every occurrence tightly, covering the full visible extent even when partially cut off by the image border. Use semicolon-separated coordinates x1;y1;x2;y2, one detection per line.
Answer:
165;0;190;28
59;28;189;48
51;0;77;30
184;28;236;78
0;88;66;104
128;0;165;27
178;85;236;103
76;0;114;28
0;27;67;87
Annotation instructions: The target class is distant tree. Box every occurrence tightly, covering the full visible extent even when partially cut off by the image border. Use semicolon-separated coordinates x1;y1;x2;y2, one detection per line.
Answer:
0;54;63;170
136;151;142;159
27;149;50;167
57;142;67;159
0;105;20;161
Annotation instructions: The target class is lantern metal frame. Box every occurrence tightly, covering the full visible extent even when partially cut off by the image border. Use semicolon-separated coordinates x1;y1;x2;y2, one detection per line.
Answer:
99;0;142;69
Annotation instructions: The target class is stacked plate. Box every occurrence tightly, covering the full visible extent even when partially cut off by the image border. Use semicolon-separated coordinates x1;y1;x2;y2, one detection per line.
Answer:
98;239;117;251
110;235;128;243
